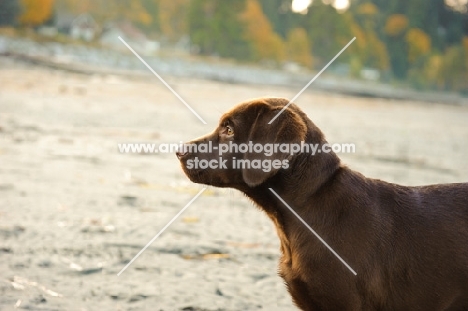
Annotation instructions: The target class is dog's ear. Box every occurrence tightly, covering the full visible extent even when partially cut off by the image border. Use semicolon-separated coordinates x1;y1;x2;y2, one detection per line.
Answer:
242;103;307;187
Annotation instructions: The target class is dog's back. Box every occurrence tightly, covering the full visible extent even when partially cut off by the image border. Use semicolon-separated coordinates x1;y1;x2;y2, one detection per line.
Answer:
292;168;468;310
382;181;468;309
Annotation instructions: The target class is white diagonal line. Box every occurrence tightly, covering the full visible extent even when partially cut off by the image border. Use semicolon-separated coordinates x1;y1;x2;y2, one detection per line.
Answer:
268;188;357;275
118;36;207;125
117;188;206;276
269;37;356;124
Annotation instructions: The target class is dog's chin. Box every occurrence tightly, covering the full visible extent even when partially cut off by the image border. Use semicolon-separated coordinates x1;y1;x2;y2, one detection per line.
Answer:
180;166;220;187
180;166;204;183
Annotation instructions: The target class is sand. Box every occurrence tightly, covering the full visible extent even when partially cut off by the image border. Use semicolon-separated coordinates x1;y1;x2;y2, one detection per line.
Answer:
1;56;467;310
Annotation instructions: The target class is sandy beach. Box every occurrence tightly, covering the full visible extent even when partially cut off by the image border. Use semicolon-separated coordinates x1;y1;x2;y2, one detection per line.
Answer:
1;55;467;310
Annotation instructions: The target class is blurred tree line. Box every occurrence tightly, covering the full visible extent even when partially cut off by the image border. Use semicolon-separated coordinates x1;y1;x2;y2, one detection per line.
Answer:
0;0;467;92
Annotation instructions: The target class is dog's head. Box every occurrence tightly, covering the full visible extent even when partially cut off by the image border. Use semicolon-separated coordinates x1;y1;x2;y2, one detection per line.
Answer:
176;98;310;188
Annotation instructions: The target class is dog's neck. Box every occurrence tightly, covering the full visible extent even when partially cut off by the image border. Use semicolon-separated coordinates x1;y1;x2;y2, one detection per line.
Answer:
241;145;342;215
239;147;343;266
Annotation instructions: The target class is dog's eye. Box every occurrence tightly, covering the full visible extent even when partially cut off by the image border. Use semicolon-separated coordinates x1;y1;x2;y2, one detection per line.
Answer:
226;125;234;136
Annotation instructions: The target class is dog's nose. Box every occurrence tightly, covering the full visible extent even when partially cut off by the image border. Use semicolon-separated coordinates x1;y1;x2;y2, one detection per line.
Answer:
176;150;188;159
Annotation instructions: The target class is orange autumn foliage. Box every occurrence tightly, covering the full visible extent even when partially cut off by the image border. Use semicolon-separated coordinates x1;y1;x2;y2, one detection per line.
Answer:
384;14;409;37
357;3;378;15
286;28;313;67
19;0;55;26
158;0;187;40
241;0;285;62
406;28;431;63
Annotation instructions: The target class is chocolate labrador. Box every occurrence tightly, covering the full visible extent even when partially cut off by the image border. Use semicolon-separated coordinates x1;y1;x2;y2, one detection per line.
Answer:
176;97;468;310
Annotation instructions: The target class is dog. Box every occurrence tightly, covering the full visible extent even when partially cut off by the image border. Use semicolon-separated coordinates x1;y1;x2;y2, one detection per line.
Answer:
176;97;468;310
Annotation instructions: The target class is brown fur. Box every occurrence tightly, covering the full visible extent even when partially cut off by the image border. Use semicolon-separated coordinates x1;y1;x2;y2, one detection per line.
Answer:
176;97;468;310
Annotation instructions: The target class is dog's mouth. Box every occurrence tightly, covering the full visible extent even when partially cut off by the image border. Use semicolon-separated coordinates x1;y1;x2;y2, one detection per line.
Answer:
181;165;226;187
177;154;236;188
177;155;213;186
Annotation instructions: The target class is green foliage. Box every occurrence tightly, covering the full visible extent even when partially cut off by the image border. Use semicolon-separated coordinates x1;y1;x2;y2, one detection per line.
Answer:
55;0;151;26
351;5;389;71
286;28;312;67
259;0;300;38
407;37;468;92
435;43;468;91
139;0;160;33
301;1;353;66
352;0;467;85
41;0;468;92
188;0;252;60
